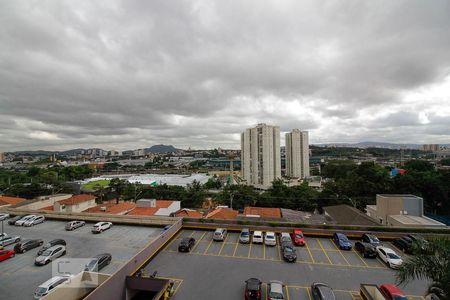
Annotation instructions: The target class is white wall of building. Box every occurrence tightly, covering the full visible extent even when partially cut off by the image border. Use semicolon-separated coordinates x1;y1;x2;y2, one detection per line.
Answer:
285;129;310;179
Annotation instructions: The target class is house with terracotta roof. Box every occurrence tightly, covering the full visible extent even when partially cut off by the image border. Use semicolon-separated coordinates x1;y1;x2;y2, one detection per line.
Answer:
127;199;180;217
243;206;282;220
0;195;27;207
54;194;97;213
83;200;136;215
204;207;238;220
175;208;203;218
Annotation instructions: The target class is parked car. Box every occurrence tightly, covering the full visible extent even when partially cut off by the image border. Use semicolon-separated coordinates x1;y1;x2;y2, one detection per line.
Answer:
268;280;285;300
333;233;352;250
91;222;112;233
0;235;21;247
15;215;36;226
265;232;277;246
377;246;403;269
393;237;413;254
252;231;264;244
292;229;305;246
35;245;66;266
8;215;22;225
280;232;292;244
0;250;15;262
0;233;7;239
65;220;86;231
34;275;71;299
178;237;195;252
407;234;430;253
24;215;45;227
0;213;9;221
244;278;262;300
282;245;297;262
14;239;43;253
213;228;227;241
361;234;382;247
84;253;112;272
379;284;408;300
38;239;67;256
311;283;336;300
354;242;377;258
239;228;251;244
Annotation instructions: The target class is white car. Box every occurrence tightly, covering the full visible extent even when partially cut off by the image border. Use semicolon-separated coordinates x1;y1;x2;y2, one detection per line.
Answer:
34;275;71;299
0;213;9;221
252;231;264;244
24;215;45;227
15;215;36;226
92;222;112;233
264;232;277;246
377;246;403;269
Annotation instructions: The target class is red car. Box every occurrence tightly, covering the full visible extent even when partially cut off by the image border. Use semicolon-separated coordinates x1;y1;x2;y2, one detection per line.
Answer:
0;250;15;262
291;229;305;246
380;284;408;300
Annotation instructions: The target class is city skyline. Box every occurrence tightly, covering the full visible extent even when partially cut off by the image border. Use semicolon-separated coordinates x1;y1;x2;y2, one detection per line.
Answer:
1;1;450;152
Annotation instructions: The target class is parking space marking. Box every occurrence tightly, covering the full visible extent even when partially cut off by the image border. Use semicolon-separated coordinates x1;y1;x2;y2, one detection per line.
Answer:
330;239;351;266
203;238;214;255
286;286;291;300
248;241;253;258
162;231;182;251
305;241;315;263
190;232;206;252
317;239;332;264
218;237;227;255
232;240;240;256
351;248;369;267
156;276;183;296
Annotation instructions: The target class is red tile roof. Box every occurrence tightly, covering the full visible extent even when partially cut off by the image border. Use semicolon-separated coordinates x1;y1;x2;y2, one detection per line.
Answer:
127;207;159;216
175;209;203;218
84;200;136;214
0;196;27;206
205;208;238;220
58;194;96;205
39;205;54;211
243;207;282;218
155;200;173;208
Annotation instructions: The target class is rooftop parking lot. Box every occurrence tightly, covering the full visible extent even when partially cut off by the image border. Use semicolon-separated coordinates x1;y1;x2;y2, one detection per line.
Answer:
143;229;428;300
0;219;163;300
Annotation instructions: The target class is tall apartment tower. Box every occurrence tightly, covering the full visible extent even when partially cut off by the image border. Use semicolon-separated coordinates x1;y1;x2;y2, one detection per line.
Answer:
241;124;281;188
285;129;310;179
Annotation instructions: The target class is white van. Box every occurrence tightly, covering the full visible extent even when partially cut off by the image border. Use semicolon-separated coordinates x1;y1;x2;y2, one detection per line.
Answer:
213;228;227;241
252;231;264;244
34;276;70;299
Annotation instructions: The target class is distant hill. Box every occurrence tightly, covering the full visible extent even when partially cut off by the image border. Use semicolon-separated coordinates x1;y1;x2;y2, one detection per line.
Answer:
59;148;86;156
145;144;178;153
10;150;57;156
314;142;425;150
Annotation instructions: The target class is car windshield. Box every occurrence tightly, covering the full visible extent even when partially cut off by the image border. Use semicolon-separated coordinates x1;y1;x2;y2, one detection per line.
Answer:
42;250;52;256
285;247;294;253
295;233;303;239
36;287;48;294
86;259;98;270
393;296;408;300
388;253;400;259
266;235;275;239
240;232;249;236
269;292;284;299
339;235;349;242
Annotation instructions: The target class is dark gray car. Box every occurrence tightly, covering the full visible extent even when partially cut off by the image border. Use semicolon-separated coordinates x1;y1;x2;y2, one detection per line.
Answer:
84;253;112;272
311;283;336;300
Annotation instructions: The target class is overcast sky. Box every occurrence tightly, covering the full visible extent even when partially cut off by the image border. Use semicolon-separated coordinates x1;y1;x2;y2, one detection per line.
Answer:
1;0;450;151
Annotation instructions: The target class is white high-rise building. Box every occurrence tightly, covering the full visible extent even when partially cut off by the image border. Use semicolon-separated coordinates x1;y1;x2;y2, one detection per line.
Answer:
241;124;281;188
285;129;310;179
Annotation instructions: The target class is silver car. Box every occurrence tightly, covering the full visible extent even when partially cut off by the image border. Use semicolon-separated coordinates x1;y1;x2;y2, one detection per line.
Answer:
35;245;66;266
0;235;21;247
239;228;251;244
268;280;285;300
24;215;45;227
65;220;85;231
15;215;36;226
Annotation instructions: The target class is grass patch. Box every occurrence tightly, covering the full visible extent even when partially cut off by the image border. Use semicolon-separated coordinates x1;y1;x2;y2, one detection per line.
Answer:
81;180;111;190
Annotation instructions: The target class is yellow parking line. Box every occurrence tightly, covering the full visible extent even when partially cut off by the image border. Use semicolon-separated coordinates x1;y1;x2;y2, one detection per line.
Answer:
190;232;206;252
189;231;195;237
162;232;181;251
305;241;315;263
330;239;351;266
203;239;214;255
218;237;227;255
277;243;282;261
233;241;240;256
263;244;266;260
350;292;357;300
317;239;332;264
352;248;369;267
248;242;253;258
307;288;312;300
286;286;291;300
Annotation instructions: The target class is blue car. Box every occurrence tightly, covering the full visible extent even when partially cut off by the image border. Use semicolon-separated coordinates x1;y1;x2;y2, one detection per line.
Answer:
333;233;352;250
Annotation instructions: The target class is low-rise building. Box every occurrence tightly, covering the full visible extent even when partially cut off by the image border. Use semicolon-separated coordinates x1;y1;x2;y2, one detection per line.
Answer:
175;209;203;218
18;194;72;210
204;207;238;220
54;194;97;213
83;200;136;215
366;194;445;228
127;199;180;217
242;207;282;220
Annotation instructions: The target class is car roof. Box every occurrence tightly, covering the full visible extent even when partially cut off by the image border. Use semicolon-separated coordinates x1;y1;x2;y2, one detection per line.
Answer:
94;253;111;259
241;228;249;232
380;284;404;295
379;246;395;253
266;232;275;235
317;284;335;299
294;228;303;233
39;276;68;287
246;278;261;289
269;281;284;293
45;245;64;252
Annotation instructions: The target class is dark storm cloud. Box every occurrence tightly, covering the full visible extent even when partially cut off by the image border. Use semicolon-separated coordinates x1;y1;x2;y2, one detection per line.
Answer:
0;0;449;151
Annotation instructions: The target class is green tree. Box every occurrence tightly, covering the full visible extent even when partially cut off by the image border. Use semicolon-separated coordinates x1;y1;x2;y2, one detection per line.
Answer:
109;178;128;204
396;238;450;299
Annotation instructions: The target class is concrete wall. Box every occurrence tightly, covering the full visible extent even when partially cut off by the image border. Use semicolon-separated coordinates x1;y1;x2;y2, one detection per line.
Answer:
55;199;97;213
84;219;183;300
375;195;423;225
19;194;72;210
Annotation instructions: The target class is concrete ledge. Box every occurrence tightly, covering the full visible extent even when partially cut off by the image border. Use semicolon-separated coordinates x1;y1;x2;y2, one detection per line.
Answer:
0;207;180;226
